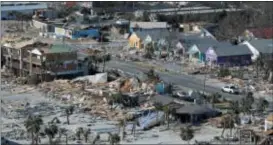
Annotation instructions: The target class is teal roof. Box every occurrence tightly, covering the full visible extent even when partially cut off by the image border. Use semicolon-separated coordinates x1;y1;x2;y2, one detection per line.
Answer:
49;44;73;53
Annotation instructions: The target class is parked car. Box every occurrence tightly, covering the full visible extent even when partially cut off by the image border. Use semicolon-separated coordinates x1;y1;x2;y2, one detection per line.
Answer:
221;84;240;94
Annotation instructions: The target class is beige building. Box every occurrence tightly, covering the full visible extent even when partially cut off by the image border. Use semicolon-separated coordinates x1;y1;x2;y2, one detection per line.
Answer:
265;114;273;131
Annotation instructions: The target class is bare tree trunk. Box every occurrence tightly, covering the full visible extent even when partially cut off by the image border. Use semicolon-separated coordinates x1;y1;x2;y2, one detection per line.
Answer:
268;71;273;83
31;132;34;145
122;125;125;139
35;134;39;145
66;115;70;125
48;136;52;145
65;135;68;145
103;57;106;72
221;121;226;137
85;136;88;143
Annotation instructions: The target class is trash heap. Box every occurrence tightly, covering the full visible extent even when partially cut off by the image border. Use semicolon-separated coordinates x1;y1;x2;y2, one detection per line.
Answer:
38;72;158;121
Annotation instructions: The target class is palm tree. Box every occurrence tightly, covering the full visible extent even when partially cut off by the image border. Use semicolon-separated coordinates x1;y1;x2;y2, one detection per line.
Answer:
209;93;221;107
180;126;194;144
68;16;76;23
108;133;120;145
255;56;264;78
118;119;126;140
58;128;68;145
154;102;163;122
83;128;91;143
111;92;123;104
166;83;174;94
257;98;269;113
24;115;43;145
163;105;170;129
131;118;139;137
230;101;240;114
45;124;58;144
240;93;254;115
246;92;254;104
65;106;74;125
87;55;98;74
102;54;111;72
146;69;159;82
221;114;234;138
24;14;32;30
76;127;84;140
92;134;100;145
8;11;14;20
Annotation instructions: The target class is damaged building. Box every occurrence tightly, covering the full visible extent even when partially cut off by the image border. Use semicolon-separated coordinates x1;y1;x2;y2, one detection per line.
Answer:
1;37;87;80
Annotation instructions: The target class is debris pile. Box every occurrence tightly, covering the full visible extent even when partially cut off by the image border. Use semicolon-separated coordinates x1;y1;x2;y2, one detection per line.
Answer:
2;129;27;140
37;71;157;121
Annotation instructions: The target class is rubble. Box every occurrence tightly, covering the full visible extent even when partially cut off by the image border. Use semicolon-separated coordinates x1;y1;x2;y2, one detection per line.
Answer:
35;70;158;122
120;77;140;93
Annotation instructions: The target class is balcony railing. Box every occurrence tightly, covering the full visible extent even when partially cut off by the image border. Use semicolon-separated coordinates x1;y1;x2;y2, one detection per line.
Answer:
23;57;42;65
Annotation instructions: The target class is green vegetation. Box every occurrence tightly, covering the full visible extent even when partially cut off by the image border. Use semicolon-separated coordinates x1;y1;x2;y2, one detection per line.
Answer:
218;68;231;77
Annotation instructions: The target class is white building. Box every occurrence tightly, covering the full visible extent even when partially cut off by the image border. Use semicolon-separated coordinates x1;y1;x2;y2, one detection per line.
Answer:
1;2;48;20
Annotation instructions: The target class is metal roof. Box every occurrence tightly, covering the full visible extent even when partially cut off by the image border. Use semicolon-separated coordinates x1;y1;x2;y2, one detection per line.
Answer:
248;39;273;54
213;42;253;57
130;22;169;29
176;104;215;115
194;39;220;53
152;95;174;106
134;29;173;41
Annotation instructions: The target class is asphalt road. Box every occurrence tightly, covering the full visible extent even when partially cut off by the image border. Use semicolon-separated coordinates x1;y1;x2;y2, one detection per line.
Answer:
64;42;244;101
106;60;244;101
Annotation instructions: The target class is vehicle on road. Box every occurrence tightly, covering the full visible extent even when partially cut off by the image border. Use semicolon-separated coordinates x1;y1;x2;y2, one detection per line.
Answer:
221;84;240;94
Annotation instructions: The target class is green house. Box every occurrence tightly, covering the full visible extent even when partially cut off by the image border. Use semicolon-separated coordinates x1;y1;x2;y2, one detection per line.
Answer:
187;43;214;63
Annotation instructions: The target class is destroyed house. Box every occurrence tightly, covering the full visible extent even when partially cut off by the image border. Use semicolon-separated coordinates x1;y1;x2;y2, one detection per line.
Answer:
23;44;83;76
243;39;273;60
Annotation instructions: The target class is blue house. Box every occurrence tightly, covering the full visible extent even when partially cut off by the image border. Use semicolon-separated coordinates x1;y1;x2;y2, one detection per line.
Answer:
55;24;100;40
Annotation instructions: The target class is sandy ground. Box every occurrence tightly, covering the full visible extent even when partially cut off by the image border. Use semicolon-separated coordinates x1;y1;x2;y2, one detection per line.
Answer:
0;83;231;144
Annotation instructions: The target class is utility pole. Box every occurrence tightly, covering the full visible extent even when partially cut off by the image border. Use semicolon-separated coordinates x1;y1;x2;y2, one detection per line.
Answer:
101;34;106;72
203;61;207;95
